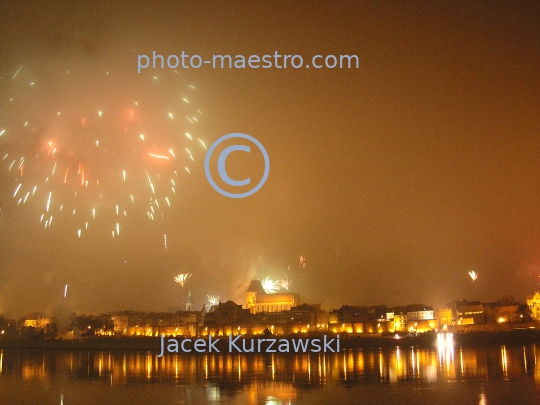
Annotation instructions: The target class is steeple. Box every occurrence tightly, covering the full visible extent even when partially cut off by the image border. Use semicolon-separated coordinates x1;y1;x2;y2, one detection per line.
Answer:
185;289;195;312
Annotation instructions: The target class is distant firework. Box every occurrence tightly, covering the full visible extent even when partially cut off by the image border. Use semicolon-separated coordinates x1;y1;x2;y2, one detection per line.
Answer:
174;273;192;287
261;277;279;294
0;66;206;239
300;256;306;268
280;278;292;290
468;270;478;282
207;295;220;306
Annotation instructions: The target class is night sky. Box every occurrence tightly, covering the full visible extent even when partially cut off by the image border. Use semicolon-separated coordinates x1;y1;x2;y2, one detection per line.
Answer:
1;1;539;318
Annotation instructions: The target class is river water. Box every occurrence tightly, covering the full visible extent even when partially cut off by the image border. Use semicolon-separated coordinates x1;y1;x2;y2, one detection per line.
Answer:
1;341;540;404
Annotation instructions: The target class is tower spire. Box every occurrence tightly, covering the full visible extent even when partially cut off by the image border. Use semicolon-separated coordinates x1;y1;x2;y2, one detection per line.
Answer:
186;289;195;312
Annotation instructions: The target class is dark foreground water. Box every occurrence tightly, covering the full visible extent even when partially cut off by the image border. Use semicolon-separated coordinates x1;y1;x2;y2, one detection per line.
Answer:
1;340;540;404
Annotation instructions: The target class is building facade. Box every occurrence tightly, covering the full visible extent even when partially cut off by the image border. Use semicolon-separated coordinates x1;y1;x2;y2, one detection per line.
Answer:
245;280;300;314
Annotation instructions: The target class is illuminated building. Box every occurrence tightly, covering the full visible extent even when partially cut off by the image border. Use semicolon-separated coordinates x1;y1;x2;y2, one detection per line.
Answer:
393;305;436;333
245;280;299;314
404;305;434;321
393;313;407;332
203;300;254;336
526;291;540;321
23;316;51;329
255;303;328;333
111;311;198;337
328;305;389;334
437;308;453;330
452;301;484;325
495;305;519;323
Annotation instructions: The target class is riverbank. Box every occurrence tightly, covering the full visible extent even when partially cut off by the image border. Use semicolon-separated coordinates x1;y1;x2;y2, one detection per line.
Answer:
1;329;540;352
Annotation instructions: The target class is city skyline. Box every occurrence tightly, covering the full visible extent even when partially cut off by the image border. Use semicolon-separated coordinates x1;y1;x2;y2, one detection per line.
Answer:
1;1;540;319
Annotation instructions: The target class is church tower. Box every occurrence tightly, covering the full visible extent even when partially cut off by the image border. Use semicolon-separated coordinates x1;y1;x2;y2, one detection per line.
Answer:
185;289;195;312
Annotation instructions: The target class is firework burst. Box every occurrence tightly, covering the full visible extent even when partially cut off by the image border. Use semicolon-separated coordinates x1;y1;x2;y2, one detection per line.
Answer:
261;276;279;294
0;65;206;238
280;278;292;290
174;273;192;287
207;295;220;306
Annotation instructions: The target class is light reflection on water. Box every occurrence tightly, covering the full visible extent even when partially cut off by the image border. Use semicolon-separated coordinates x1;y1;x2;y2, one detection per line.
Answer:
1;342;540;404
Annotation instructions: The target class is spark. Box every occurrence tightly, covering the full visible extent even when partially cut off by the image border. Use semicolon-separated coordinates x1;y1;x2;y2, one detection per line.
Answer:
63;284;68;298
468;270;478;282
46;192;52;212
145;170;155;194
148;153;170;160
12;66;23;80
13;184;22;198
